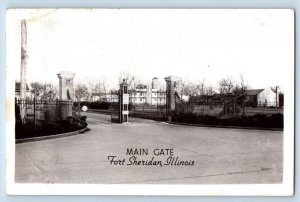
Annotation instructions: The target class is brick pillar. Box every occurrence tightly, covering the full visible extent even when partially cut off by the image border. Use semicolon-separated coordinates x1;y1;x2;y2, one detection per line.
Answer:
164;76;182;114
57;71;75;119
57;71;75;100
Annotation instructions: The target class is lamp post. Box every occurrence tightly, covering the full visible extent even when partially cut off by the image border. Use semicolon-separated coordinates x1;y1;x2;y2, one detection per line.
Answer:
120;79;129;123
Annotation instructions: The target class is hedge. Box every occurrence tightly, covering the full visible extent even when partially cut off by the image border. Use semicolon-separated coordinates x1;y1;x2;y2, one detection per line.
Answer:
171;113;283;129
74;101;111;110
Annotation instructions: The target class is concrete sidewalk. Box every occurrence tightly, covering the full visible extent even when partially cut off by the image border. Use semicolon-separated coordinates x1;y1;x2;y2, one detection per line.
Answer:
15;112;283;184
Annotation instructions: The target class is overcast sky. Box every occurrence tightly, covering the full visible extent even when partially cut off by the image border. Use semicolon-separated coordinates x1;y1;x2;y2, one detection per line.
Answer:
7;9;294;91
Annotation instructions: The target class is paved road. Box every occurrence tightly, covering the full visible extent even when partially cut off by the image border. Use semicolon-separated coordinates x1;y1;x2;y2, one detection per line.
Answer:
15;112;283;184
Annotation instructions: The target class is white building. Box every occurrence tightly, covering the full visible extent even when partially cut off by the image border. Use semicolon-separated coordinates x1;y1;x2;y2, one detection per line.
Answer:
129;77;166;105
245;88;279;107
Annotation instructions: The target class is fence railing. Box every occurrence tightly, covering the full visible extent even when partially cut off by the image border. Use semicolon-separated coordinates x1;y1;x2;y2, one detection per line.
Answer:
130;104;167;120
244;101;282;108
15;98;75;124
80;95;284;121
175;99;283;118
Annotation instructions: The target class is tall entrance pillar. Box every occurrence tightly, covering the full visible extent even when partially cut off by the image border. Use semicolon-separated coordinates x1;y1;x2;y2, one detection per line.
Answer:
57;71;75;119
164;76;183;114
57;71;75;100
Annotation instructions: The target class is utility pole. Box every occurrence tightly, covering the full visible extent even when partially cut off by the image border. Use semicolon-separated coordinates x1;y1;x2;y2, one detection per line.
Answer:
20;19;28;124
275;86;279;107
272;86;279;107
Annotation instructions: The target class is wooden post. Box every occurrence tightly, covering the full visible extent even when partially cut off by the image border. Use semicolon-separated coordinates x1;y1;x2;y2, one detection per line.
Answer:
33;96;36;125
20;19;28;124
156;91;158;120
275;86;278;107
110;90;112;121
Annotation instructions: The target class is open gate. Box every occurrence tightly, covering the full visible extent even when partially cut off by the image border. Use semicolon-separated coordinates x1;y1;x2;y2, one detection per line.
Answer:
109;90;120;123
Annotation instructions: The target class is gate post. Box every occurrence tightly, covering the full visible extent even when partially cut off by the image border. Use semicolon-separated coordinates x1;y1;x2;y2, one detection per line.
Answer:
57;71;75;119
164;76;183;116
120;79;129;123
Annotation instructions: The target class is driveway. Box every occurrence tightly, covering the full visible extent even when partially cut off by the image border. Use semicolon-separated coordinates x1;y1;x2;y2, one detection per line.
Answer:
15;112;283;184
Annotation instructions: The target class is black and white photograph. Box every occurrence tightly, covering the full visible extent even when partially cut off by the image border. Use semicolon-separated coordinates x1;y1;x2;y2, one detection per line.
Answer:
5;9;294;195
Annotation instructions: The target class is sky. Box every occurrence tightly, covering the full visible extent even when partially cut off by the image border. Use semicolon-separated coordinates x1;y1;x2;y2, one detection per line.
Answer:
6;9;294;91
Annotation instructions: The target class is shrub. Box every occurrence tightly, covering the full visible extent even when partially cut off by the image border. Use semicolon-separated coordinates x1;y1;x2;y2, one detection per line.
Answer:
16;115;88;139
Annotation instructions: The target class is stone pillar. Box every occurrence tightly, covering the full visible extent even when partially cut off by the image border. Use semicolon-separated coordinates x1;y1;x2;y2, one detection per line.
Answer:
164;75;183;114
57;71;75;100
57;71;75;119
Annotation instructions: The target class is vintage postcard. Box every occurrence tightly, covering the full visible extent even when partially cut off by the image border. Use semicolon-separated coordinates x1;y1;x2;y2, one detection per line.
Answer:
6;9;294;195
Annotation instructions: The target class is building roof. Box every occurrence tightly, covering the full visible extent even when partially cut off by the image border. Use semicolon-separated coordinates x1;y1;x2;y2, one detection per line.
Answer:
136;83;147;89
15;82;29;92
245;89;264;96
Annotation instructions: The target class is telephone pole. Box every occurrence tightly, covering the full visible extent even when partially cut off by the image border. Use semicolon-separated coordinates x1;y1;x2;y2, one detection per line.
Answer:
275;86;279;107
20;19;28;124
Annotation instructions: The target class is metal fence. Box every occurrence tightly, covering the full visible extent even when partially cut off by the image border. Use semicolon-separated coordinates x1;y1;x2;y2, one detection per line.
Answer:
15;98;75;124
130;104;167;120
176;100;224;116
102;93;284;121
175;98;283;118
244;101;282;108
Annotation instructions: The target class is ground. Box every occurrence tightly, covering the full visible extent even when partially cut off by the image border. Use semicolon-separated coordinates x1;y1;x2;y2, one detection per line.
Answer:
15;112;283;184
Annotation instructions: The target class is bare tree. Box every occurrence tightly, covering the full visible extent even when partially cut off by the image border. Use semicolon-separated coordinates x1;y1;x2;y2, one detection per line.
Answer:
205;85;215;96
182;81;197;96
239;74;248;92
183;79;211;97
30;82;57;100
94;80;107;101
118;71;136;90
94;81;101;94
75;83;89;101
218;77;235;95
196;79;206;96
30;82;44;97
87;82;96;101
233;74;248;94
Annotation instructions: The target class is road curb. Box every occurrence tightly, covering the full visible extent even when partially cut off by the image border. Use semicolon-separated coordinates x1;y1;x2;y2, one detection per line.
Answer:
16;127;89;144
167;121;283;131
86;109;110;115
